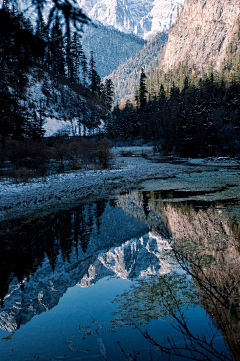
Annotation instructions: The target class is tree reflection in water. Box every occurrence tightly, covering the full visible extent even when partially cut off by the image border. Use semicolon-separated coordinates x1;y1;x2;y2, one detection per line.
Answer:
112;244;235;360
0;200;108;308
111;192;240;361
1;190;240;361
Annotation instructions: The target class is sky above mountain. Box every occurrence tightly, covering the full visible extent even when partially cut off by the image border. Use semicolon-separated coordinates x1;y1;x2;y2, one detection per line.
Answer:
77;0;185;39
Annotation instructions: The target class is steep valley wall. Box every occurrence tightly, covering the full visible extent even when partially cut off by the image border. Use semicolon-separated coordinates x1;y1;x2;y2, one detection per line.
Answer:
161;0;240;71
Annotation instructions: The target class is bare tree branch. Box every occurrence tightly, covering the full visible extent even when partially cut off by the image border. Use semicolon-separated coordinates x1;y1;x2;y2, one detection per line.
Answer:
4;0;90;33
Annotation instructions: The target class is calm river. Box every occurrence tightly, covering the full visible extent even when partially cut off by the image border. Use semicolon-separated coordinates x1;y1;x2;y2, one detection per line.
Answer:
0;189;239;361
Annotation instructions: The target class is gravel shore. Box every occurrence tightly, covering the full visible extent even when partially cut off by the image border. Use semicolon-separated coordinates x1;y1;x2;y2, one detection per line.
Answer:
1;147;239;222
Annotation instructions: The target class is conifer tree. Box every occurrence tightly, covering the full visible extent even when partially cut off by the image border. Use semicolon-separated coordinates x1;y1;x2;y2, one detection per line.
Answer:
50;17;65;76
66;32;74;80
36;12;47;41
99;82;106;102
88;51;100;94
35;13;47;65
134;86;140;110
139;68;147;111
66;32;79;82
81;53;88;88
104;79;114;110
158;84;166;102
148;67;155;101
0;69;13;144
72;32;84;83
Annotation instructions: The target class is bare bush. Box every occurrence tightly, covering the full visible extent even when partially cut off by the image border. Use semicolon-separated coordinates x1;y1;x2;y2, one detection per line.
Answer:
91;140;112;169
5;140;48;175
1;137;112;177
14;167;34;182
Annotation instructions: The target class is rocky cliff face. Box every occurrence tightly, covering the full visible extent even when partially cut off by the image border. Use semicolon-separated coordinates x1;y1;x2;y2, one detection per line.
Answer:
161;0;240;71
78;0;184;39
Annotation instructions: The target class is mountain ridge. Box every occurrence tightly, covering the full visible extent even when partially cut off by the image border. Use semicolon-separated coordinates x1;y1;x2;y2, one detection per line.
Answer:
77;0;184;39
105;31;168;103
81;21;146;78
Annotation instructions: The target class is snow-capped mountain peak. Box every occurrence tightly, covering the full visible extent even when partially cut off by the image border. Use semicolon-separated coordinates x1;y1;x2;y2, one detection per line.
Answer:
77;0;185;39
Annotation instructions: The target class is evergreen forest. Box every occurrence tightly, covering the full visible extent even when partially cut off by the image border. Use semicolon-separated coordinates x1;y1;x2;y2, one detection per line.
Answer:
1;0;240;176
106;17;240;158
108;67;240;157
0;3;114;143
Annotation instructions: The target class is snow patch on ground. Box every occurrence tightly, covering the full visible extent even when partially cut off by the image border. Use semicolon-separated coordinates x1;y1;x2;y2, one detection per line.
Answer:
0;147;239;222
43;117;73;137
43;117;105;137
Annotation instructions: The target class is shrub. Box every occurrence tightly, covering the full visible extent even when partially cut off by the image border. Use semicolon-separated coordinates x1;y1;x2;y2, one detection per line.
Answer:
6;140;48;175
92;140;112;168
51;141;70;173
15;167;34;182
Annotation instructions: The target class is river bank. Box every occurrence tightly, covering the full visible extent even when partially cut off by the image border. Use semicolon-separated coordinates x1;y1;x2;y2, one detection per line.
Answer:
0;147;240;223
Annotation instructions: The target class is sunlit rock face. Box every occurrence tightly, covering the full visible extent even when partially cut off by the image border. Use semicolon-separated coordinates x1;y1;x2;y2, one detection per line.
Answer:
117;190;239;249
161;0;240;71
116;191;240;360
163;203;235;244
77;0;184;39
118;190;240;299
161;201;240;293
164;203;240;361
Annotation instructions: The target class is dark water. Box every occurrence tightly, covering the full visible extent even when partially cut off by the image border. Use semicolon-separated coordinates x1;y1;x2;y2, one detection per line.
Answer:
0;191;239;361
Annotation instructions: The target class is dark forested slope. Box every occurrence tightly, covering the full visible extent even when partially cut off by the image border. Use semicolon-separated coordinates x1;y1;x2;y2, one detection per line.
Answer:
81;22;146;78
106;32;168;103
0;5;109;142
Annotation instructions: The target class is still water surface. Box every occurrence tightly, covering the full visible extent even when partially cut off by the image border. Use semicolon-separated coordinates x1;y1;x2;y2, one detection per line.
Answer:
0;190;239;360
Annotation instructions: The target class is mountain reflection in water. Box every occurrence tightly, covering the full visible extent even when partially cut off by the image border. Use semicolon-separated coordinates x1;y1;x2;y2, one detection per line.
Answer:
0;190;239;360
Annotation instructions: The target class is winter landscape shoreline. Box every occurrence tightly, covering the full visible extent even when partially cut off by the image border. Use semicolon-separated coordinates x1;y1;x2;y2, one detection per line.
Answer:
1;147;240;225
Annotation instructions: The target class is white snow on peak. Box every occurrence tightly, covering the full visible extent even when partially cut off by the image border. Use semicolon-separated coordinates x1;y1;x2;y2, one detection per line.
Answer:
77;0;185;39
78;232;174;287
